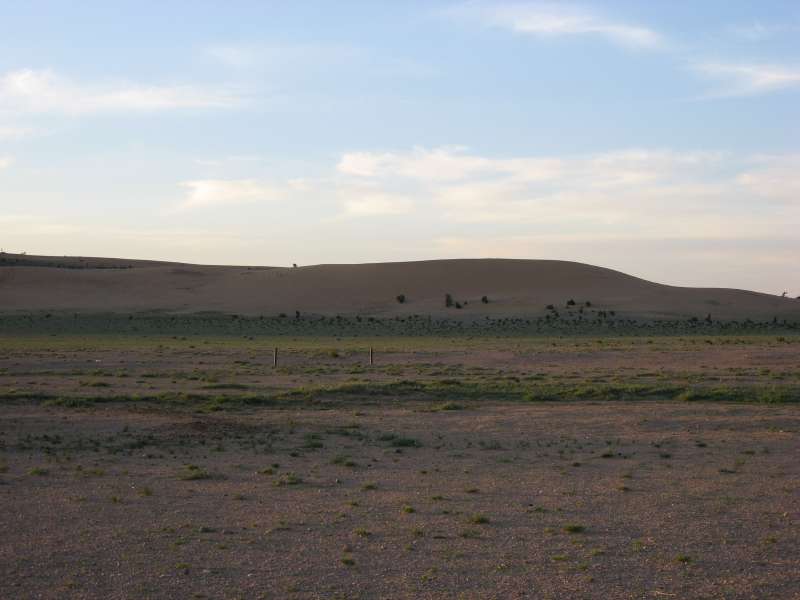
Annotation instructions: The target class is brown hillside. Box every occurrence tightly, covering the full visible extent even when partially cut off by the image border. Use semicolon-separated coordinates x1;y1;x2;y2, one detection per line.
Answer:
0;253;797;320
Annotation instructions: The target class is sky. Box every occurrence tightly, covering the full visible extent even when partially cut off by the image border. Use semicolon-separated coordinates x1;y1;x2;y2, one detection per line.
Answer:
0;1;798;294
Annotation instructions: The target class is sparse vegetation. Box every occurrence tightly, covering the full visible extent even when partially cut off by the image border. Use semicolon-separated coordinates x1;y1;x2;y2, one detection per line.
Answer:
1;331;798;598
180;465;211;480
468;514;490;524
274;472;303;486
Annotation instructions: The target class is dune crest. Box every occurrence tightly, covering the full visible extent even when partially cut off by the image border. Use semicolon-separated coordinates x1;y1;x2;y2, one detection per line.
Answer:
0;253;797;320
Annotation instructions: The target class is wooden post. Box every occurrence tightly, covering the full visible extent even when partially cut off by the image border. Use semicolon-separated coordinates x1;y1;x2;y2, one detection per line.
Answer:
273;347;278;368
369;347;373;366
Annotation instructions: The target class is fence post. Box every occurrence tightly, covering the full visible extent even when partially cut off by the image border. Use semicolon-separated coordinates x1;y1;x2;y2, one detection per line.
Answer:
369;346;373;366
273;347;278;368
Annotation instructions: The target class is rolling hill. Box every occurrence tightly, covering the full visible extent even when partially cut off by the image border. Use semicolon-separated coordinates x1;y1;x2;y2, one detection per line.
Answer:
0;253;798;321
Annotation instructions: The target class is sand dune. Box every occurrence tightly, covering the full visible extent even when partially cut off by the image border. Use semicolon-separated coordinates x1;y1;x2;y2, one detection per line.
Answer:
0;253;797;320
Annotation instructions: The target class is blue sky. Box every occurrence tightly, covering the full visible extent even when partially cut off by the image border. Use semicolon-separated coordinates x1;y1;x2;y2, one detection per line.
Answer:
0;1;798;294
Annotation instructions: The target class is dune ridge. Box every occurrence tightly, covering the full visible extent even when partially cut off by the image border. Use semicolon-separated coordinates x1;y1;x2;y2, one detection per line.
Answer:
0;253;797;321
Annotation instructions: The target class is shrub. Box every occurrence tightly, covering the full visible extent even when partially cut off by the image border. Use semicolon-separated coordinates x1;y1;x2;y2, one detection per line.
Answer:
391;437;421;448
274;472;303;486
567;299;576;306
396;294;406;304
445;293;453;308
469;514;490;524
481;296;489;304
180;465;210;480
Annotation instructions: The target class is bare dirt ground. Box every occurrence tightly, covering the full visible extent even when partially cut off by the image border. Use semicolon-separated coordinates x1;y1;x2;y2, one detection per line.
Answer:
1;336;799;599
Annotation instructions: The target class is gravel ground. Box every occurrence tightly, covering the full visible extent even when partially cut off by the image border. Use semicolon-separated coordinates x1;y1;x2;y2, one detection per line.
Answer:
1;399;799;599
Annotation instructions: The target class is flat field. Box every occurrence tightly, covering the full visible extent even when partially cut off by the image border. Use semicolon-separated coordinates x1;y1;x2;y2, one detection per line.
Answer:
1;334;799;599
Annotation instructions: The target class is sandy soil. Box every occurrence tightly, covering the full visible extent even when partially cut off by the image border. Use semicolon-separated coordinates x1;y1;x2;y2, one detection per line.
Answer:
2;254;799;320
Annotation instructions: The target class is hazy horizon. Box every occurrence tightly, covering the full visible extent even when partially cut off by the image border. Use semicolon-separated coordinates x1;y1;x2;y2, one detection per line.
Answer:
1;1;798;295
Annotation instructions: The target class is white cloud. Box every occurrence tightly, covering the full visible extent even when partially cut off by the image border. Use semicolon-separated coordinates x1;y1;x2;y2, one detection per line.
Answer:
735;155;800;201
338;146;562;182
338;147;494;180
333;146;798;240
0;69;244;115
692;62;800;97
0;156;12;170
179;148;796;239
207;45;259;69
728;22;800;42
450;2;662;48
728;22;773;42
206;42;433;80
342;192;414;216
178;179;281;209
287;178;313;192
0;125;36;140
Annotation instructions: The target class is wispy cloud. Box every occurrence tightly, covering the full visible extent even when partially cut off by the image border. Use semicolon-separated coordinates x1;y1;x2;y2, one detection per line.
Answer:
735;155;800;201
342;192;414;216
0;69;244;115
206;42;435;81
177;179;281;210
727;22;800;42
338;146;563;182
449;1;662;49
0;125;37;140
691;61;800;97
334;146;796;238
